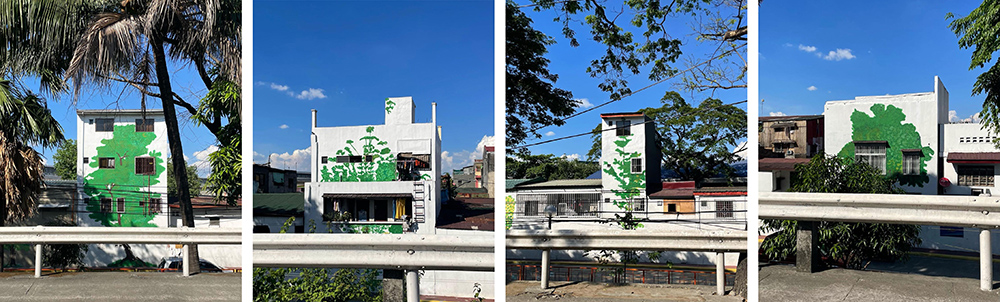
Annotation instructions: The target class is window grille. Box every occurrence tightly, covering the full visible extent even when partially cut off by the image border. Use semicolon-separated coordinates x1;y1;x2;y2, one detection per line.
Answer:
716;200;734;218
515;193;600;217
135;119;154;132
901;151;921;175
615;120;631;136
135;157;154;175
631;158;643;173
855;143;887;174
99;157;116;169
958;165;994;186
95;118;114;132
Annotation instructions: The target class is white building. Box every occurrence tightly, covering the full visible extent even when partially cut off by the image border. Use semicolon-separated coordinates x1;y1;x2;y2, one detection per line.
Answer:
76;109;240;269
820;76;998;255
302;97;492;299
507;112;746;268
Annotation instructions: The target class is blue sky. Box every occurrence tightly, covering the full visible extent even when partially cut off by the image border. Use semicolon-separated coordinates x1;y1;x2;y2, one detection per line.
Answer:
761;1;986;122
27;64;219;177
512;2;748;160
252;0;495;174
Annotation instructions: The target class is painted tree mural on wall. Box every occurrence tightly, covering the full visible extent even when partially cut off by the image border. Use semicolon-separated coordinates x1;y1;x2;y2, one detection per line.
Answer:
837;104;934;187
384;98;395;114
83;125;165;227
603;135;645;210
320;126;398;182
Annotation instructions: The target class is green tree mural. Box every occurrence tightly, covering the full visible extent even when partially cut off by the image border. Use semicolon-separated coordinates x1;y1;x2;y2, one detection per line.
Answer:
836;104;934;187
603;135;645;210
320;126;398;182
384;98;395;114
83;125;165;227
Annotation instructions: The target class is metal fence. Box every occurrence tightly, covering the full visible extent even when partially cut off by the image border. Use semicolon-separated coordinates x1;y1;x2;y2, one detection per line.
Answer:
506;263;736;287
514;193;602;217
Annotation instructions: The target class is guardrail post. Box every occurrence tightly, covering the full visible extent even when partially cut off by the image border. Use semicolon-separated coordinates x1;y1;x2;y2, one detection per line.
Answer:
405;270;419;302
716;252;724;295
981;229;992;291
540;249;550;289
35;244;42;278
382;269;405;302
182;244;190;277
796;221;820;273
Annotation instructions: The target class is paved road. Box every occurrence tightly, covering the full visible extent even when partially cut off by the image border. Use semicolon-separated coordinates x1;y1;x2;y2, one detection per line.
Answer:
0;272;240;301
759;263;1000;302
506;281;743;302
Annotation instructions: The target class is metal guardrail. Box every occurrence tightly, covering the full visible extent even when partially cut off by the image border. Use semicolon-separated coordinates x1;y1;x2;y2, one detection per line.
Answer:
506;229;746;295
759;192;1000;228
506;229;748;252
253;233;494;271
0;226;242;278
759;192;998;291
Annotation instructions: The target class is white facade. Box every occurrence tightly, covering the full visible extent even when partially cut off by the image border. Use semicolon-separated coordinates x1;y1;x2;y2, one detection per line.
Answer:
75;109;240;270
823;76;948;195
304;97;441;234
821;76;999;256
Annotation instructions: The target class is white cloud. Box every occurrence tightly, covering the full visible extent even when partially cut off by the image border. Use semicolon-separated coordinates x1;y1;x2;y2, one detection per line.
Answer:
254;148;312;173
950;110;982;123
291;88;327;100
270;83;289;91
441;135;494;173
575;98;594;108
561;154;581;161
769;112;786;116
798;44;817;52
783;43;793;47
823;48;856;61
545;131;555;137
189;145;220;177
807;86;817;91
732;141;748;160
279;124;289;129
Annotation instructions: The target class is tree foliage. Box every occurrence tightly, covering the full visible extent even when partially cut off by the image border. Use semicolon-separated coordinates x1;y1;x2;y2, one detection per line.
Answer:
253;218;383;302
53;139;77;180
948;3;1000;147
506;1;576;151
506;153;599;180
760;155;922;269
588;93;746;184
41;218;88;269
167;158;203;198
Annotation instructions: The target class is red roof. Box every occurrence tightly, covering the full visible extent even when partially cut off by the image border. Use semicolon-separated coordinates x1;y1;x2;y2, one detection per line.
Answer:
947;152;1000;163
759;157;811;171
649;188;694;199
484;146;494;152
661;181;695;189
600;112;645;118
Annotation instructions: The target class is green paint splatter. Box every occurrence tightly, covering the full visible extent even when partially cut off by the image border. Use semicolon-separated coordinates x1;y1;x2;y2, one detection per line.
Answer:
603;135;645;210
837;104;934;187
83;125;165;227
385;98;396;114
340;223;403;234
505;195;514;230
320;126;398;182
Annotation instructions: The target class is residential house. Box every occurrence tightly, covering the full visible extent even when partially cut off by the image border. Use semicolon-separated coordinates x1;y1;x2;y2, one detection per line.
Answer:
759;115;824;158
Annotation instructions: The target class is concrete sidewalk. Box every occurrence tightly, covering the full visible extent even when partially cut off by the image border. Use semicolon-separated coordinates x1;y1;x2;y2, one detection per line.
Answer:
0;271;240;301
506;280;743;302
759;264;999;302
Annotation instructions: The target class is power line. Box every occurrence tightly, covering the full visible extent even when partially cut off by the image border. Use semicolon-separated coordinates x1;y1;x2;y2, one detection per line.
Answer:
526;46;745;134
513;99;747;149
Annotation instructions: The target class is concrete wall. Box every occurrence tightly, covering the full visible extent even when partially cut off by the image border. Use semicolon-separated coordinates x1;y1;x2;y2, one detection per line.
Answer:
823;77;946;195
306;98;441;234
253;215;302;233
424;229;494;299
940;123;1000;196
600;115;657;206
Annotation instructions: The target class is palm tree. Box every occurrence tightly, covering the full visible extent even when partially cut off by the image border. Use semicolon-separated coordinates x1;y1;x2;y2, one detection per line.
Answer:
0;0;241;274
0;80;65;272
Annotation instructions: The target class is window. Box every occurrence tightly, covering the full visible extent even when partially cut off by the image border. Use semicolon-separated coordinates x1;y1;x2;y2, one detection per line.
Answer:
901;151;922;175
135;157;154;175
321;156;328;164
940;226;964;238
666;204;677;213
336;155;363;163
99;157;115;169
615;120;631;136
365;155;374;162
100;198;112;213
135;119;154;132
632;198;645;212
149;198;161;214
957;165;994;186
253;225;271;233
772;143;794;153
516;193;601;217
631;158;643;173
855;143;887;174
116;198;125;214
716;200;734;218
95;118;114;132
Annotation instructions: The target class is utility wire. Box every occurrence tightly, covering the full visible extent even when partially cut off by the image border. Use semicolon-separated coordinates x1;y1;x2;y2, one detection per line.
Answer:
514;99;747;149
526;46;744;134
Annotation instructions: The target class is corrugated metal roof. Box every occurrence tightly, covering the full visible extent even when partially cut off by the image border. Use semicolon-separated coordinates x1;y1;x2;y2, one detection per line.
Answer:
252;193;304;216
515;179;602;188
759;157;811;171
947;152;1000;163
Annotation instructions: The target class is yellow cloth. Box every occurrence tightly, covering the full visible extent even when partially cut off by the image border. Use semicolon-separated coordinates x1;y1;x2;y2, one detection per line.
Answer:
394;198;406;219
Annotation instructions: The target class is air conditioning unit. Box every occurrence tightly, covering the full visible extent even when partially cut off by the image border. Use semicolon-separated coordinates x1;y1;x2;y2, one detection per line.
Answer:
785;150;794;156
